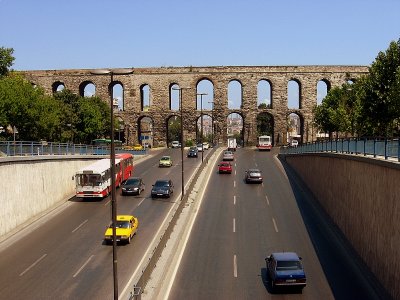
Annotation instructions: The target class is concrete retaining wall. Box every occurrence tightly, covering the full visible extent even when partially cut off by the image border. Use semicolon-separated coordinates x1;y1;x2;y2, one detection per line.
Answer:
282;153;400;299
0;156;101;241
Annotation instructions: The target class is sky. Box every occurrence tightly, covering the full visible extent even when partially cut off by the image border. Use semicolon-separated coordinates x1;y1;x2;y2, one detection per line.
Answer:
1;0;400;71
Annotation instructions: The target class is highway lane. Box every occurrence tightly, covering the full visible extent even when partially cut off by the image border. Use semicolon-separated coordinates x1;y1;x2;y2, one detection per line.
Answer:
0;147;210;300
168;147;334;299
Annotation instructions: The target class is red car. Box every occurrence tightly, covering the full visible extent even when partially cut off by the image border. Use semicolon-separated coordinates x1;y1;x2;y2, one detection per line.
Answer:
218;161;232;174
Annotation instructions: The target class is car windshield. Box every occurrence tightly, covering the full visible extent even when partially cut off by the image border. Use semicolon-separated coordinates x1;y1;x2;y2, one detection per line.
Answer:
155;181;169;187
276;260;302;270
161;157;170;161
250;171;261;176
125;178;139;185
111;221;130;229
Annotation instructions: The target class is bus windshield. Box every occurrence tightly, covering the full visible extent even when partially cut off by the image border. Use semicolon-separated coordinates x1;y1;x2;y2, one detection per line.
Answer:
76;174;102;187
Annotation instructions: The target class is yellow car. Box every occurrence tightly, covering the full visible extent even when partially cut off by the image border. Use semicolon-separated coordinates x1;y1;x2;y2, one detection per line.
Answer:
159;155;173;167
132;144;144;150
104;215;139;244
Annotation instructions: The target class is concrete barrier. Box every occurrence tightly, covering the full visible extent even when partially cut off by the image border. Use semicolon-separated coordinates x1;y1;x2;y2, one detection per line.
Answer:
280;153;400;300
0;156;103;242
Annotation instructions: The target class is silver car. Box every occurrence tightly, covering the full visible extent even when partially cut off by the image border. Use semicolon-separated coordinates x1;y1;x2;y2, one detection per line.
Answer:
223;150;234;161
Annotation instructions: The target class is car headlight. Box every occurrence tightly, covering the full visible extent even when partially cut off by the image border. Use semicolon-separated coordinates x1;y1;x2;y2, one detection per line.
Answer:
133;187;138;190
122;187;126;191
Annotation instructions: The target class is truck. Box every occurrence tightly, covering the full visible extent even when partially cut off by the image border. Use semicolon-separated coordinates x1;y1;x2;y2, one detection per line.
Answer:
256;135;272;151
227;138;237;151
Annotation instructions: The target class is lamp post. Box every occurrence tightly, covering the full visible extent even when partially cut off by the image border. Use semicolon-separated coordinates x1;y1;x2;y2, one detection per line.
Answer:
172;86;190;199
197;93;207;163
208;101;214;147
90;68;133;300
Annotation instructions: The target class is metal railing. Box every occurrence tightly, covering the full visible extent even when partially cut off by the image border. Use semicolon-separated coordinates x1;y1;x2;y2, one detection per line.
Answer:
280;138;400;162
0;141;148;157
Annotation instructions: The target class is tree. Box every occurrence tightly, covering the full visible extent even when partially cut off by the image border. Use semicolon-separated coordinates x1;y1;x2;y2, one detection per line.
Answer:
0;47;15;77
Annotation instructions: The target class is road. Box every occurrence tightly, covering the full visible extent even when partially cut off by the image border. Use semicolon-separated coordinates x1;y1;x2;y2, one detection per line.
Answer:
0;148;209;300
167;148;386;300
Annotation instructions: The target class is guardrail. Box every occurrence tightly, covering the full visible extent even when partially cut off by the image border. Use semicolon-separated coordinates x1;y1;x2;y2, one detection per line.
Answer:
0;141;148;157
280;138;400;162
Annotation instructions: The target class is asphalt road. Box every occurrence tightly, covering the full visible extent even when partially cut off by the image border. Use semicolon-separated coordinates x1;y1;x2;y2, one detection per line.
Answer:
0;147;209;300
167;148;388;300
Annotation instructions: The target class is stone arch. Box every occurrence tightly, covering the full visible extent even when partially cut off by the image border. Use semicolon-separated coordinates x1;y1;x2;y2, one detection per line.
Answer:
228;80;243;110
287;79;301;109
170;83;180;111
196;113;213;143
287;112;304;144
226;112;244;146
140;84;150;112
166;114;181;146
79;81;95;97
257;79;272;109
196;78;214;110
317;79;330;105
138;116;153;147
256;112;274;144
111;81;125;111
52;81;65;93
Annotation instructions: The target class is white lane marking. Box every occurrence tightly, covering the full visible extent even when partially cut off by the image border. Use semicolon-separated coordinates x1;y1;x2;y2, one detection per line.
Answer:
233;255;238;278
137;197;146;207
234;195;236;205
235;170;237;175
233;218;236;233
73;255;94;278
272;218;279;232
72;219;88;233
19;254;47;276
265;195;270;205
104;198;111;206
234;181;236;188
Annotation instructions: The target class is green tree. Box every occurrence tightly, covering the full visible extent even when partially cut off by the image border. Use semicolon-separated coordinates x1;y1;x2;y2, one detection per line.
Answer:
0;47;15;77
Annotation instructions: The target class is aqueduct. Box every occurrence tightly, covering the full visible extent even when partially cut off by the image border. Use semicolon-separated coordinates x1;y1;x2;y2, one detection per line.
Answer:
23;65;368;147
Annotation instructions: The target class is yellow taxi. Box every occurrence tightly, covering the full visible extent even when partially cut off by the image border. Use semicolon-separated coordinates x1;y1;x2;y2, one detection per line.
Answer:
132;144;144;150
104;215;139;244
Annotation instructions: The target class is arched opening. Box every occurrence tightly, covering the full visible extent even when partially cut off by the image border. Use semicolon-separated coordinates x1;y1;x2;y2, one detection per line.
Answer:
112;82;124;111
52;81;65;93
138;116;153;148
79;81;95;97
287;113;302;145
317;79;330;105
196;79;214;110
257;79;272;109
227;112;244;146
115;116;125;143
256;112;274;144
196;114;212;144
170;83;180;111
228;80;242;110
167;115;181;147
140;84;150;112
287;79;301;109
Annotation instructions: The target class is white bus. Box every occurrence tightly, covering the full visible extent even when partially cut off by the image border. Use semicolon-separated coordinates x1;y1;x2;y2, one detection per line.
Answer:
75;158;122;198
257;135;272;151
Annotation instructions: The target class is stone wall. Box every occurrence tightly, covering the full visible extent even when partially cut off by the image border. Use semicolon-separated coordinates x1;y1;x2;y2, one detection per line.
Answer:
22;65;368;146
282;153;400;299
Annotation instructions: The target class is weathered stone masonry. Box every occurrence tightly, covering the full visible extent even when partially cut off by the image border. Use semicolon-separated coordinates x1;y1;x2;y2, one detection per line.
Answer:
22;65;369;146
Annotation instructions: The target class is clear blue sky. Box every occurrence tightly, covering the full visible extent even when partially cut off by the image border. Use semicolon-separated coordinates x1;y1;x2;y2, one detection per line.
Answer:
1;0;400;71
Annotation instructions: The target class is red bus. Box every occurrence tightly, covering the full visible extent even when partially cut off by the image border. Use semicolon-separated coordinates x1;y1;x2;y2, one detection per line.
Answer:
75;153;134;198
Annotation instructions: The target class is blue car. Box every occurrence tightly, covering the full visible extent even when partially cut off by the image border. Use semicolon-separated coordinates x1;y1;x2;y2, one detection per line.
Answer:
265;252;306;292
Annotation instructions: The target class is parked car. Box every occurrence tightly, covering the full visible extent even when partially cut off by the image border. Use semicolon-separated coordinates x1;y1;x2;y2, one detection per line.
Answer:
187;146;198;158
245;168;263;183
159;155;173;167
265;252;307;292
171;141;180;148
104;215;139;244
218;161;232;174
151;179;174;198
202;142;210;150
222;150;234;161
121;177;145;195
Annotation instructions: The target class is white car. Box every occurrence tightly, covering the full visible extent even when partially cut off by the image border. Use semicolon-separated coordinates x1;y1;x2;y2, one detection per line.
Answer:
291;140;299;147
202;142;210;150
171;141;180;148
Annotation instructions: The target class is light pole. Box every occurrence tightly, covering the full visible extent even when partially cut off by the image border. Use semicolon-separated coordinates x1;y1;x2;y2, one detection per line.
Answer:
90;68;133;300
172;86;190;199
208;101;214;147
197;93;207;163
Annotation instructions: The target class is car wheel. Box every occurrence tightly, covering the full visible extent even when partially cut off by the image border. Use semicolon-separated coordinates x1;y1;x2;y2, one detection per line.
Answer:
127;235;131;244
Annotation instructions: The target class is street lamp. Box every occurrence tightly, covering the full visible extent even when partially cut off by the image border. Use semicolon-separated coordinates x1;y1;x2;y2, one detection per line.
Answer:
208;101;214;147
90;68;133;300
197;93;207;163
172;86;191;199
